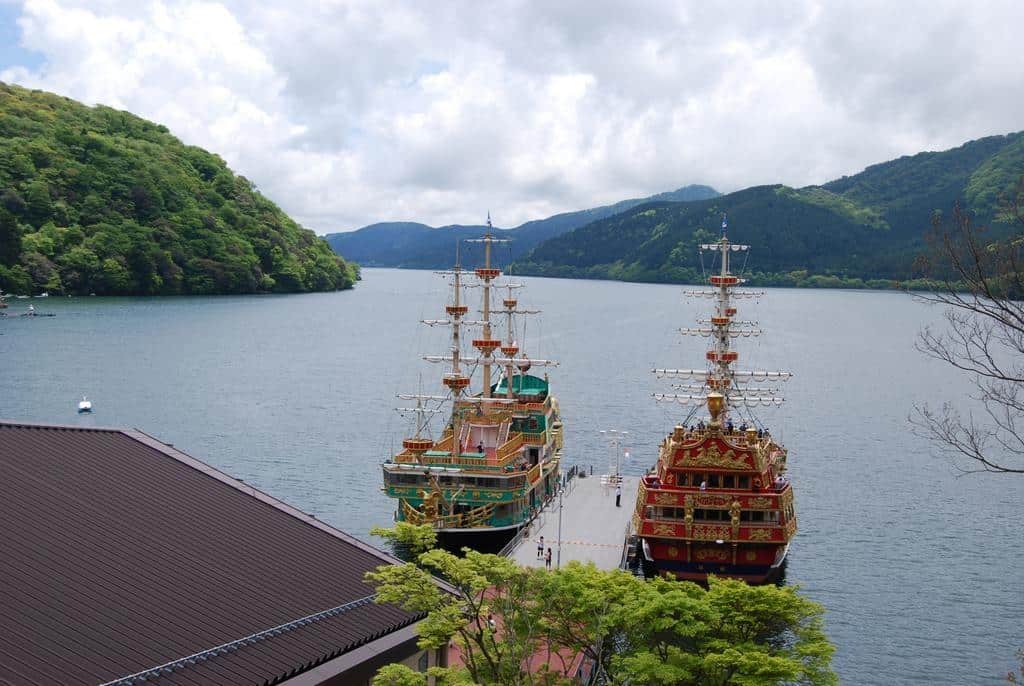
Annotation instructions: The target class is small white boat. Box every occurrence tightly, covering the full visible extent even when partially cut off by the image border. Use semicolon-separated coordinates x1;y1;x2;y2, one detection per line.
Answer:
77;397;93;413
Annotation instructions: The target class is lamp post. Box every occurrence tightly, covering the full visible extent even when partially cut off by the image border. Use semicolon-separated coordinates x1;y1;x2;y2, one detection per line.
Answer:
599;429;629;479
556;483;563;569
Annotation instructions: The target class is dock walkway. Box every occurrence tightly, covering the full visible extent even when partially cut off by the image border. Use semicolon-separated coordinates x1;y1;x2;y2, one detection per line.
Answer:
505;474;639;570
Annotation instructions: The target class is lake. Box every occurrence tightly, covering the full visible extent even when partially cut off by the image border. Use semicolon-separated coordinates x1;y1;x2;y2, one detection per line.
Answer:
1;268;1020;685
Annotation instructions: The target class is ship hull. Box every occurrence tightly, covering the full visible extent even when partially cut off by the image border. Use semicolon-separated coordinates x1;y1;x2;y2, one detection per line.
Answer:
641;539;788;585
436;524;523;554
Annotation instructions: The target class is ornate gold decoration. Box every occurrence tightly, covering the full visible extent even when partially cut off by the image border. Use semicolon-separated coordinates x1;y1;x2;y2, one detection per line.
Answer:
695;494;732;508
785;519;798;538
706;392;724;422
691;525;731;541
747;496;773;509
667;546;679;558
421;489;442;519
686;443;749;469
730;500;742;538
694;548;730;562
781;489;795;510
745;551;758;561
747;528;773;541
653;492;679;505
652;523;677;537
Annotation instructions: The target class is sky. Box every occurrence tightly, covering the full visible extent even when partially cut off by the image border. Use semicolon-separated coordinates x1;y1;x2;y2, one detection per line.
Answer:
1;0;1023;234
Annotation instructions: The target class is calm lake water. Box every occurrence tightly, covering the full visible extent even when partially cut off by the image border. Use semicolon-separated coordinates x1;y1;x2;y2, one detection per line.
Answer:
1;268;1020;685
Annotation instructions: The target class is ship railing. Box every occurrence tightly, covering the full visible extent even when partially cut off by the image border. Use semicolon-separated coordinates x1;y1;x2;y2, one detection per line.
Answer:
403;500;497;529
638;512;784;526
392;450;418;464
522;432;547;446
634;516;791;542
509;399;549;414
526;463;541;484
495;433;525;462
640;481;792;502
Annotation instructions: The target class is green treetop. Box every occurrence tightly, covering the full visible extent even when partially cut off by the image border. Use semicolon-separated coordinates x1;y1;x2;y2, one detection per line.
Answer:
365;542;836;686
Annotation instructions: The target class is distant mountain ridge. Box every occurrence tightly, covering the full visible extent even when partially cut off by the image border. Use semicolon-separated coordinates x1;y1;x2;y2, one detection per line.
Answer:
324;185;719;268
512;132;1024;288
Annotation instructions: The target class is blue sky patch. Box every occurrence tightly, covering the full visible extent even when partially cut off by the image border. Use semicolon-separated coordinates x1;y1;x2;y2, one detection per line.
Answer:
0;4;45;74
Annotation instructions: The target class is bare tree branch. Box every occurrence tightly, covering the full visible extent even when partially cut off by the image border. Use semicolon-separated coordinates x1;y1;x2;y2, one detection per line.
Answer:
911;176;1024;474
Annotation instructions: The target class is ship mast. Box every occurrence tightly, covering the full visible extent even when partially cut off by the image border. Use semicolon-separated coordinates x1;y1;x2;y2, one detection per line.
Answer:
418;250;473;455
419;219;558;427
466;214;506;400
709;215;739;421
498;280;541;398
501;282;520;399
653;214;790;420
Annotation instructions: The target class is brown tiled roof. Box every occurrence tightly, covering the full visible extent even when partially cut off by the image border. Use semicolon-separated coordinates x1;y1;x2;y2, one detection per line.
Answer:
0;421;422;686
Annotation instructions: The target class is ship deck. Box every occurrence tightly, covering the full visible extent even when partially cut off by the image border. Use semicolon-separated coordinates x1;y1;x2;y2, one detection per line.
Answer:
504;474;639;570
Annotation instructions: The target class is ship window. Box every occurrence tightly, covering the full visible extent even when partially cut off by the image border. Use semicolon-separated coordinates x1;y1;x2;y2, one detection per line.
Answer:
708;474;720;488
740;511;751;522
723;475;735;488
388;473;426;486
738;476;750;489
751;511;765;522
694;508;729;522
679;473;689;486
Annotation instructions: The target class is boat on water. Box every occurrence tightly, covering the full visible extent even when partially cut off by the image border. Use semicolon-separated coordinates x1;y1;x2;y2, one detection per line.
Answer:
381;221;563;553
633;217;797;584
77;396;93;413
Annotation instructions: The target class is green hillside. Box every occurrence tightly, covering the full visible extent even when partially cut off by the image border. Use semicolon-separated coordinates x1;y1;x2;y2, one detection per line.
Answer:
0;83;357;296
514;133;1024;288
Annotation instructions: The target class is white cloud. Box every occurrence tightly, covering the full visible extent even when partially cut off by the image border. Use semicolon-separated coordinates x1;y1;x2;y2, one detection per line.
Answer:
3;0;1023;232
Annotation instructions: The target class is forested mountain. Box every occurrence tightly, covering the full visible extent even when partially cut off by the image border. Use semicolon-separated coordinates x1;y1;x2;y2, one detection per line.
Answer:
0;83;357;296
514;132;1024;288
324;185;719;268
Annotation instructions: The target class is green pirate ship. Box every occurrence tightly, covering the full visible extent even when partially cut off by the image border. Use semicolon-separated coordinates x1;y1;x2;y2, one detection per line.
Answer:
381;222;563;552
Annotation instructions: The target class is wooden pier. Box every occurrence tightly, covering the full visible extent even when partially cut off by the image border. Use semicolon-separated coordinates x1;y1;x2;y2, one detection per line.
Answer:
504;473;640;571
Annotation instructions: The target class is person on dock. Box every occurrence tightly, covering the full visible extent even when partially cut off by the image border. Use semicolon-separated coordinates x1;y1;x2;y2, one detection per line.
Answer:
544;547;552;569
615;483;622;507
537;535;544;558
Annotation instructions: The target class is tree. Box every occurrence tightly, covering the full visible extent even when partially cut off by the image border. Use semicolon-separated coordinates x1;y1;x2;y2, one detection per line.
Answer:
371;522;439;557
1007;648;1023;683
912;176;1024;474
366;549;836;686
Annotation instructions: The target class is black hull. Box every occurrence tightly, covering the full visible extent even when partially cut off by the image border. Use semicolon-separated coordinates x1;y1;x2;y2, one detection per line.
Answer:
437;526;522;555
